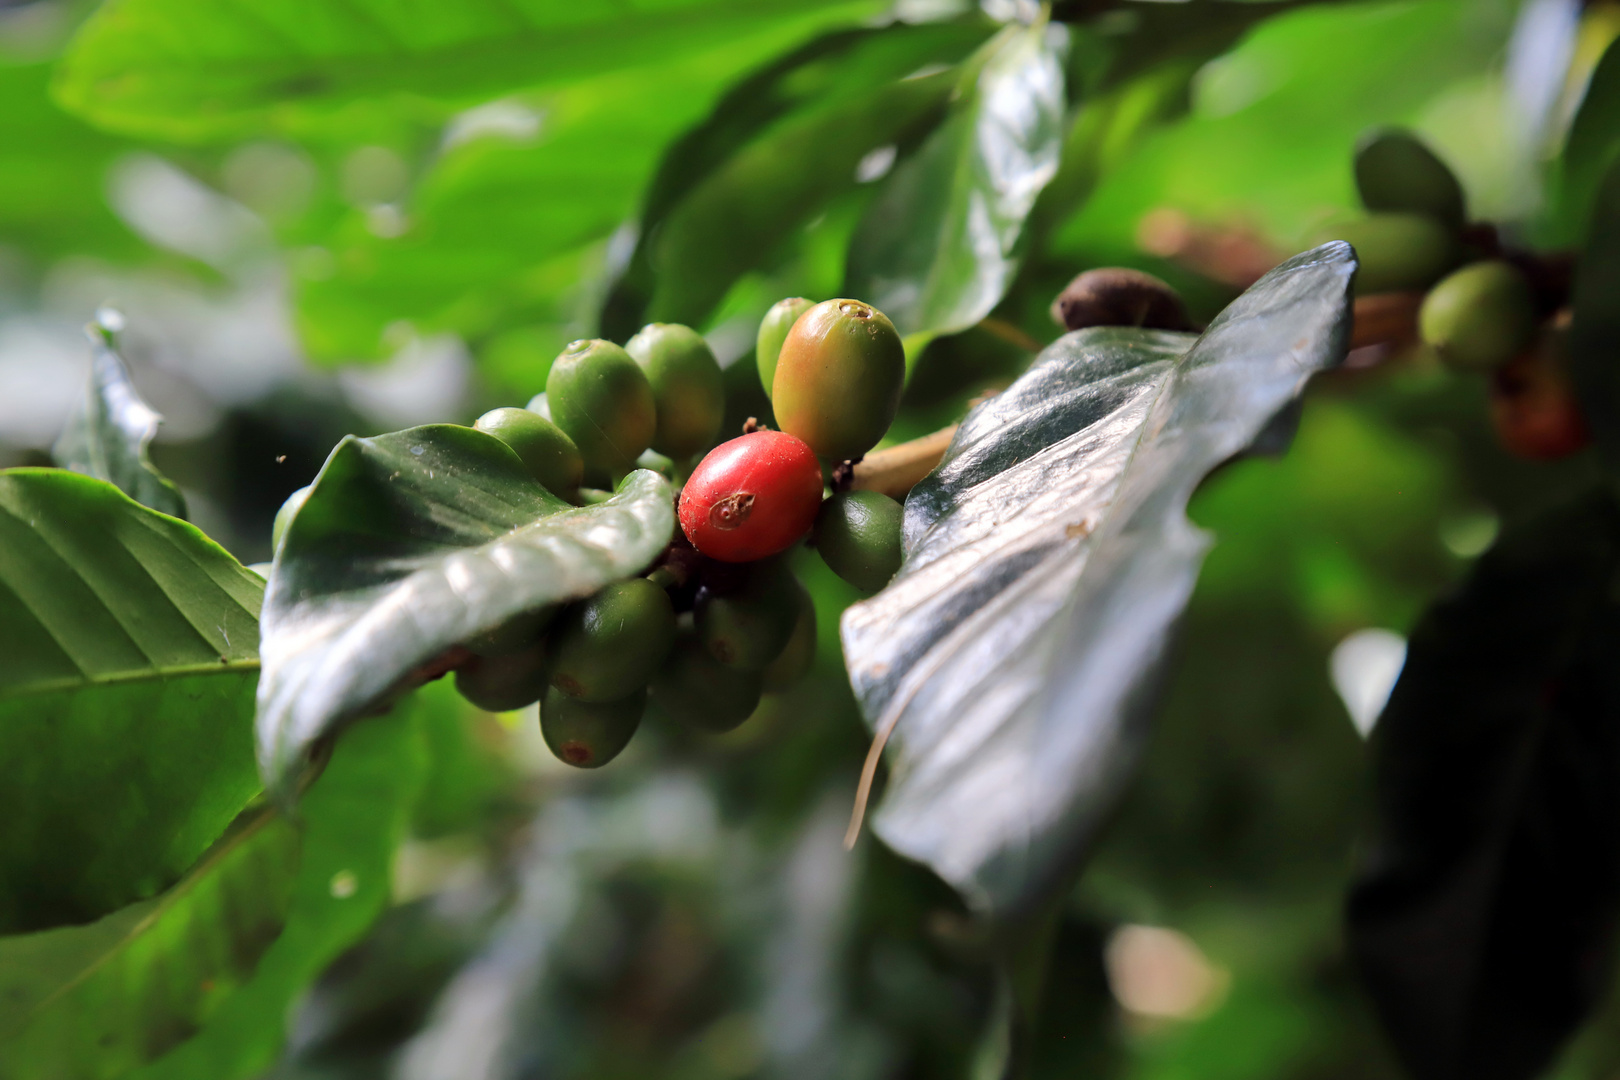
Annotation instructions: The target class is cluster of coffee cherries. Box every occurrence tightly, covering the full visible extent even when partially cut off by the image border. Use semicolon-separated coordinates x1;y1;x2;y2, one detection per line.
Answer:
1314;128;1586;458
439;298;910;768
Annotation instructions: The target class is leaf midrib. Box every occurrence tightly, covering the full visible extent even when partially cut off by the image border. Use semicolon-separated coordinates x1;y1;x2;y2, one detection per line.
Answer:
0;659;260;703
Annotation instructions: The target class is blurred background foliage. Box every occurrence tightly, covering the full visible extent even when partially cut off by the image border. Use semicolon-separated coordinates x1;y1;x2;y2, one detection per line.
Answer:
2;0;1619;1076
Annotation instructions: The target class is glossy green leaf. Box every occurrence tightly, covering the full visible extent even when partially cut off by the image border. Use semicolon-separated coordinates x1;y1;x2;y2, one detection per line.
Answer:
844;20;1066;341
53;326;187;520
293;15;860;362
53;0;884;142
1571;158;1620;475
841;244;1354;918
0;807;299;1080
132;703;428;1080
256;425;675;798
601;20;993;336
0;469;263;934
1349;491;1620;1080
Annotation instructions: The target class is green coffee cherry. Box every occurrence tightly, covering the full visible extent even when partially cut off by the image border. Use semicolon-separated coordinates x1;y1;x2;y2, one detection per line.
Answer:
626;323;724;459
272;484;311;553
695;563;800;670
1311;213;1456;295
548;578;677;702
772;299;905;462
756;297;814;400
761;578;816;693
473;407;583;502
1354;128;1466;229
650;634;762;733
545;339;657;477
1419;260;1538;373
635;448;676;478
540;685;644;768
454;641;549;712
466;605;557;658
814;490;903;593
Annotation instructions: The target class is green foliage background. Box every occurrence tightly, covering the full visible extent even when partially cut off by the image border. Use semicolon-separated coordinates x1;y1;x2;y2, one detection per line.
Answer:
2;0;1619;1077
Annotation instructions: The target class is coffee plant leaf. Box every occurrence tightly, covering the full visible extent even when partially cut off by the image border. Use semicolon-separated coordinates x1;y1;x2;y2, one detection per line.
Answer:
53;0;886;142
604;19;992;336
841;243;1355;918
130;703;429;1080
0;807;298;1078
0;469;263;935
1349;490;1620;1080
53;325;187;521
294;19;881;364
844;19;1066;342
1571;157;1620;474
256;425;674;800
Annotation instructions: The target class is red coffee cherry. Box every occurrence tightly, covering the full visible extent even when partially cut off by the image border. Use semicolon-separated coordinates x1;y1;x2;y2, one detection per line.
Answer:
679;430;823;562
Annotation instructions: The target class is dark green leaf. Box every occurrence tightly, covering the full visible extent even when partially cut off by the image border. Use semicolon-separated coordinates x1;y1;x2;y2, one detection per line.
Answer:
1348;491;1620;1080
256;425;675;798
844;20;1066;342
0;807;299;1080
53;0;886;141
1571;158;1620;474
1550;37;1620;244
0;469;263;934
602;20;994;337
133;696;430;1080
841;244;1354;918
53;325;188;520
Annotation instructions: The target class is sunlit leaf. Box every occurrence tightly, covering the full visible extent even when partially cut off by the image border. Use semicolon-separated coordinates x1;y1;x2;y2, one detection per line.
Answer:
0;807;298;1080
0;470;263;934
1349;490;1620;1080
293;15;869;362
844;20;1066;341
256;425;674;799
53;0;887;142
53;325;187;520
842;243;1354;918
0;63;143;265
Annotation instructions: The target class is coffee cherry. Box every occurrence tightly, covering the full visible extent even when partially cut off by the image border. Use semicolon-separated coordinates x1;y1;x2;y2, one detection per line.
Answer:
454;641;549;712
772;298;905;462
473;407;583;502
626;323;724;459
650;634;763;733
540;685;644;768
548;579;676;702
1491;322;1589;460
679;430;823;563
695;562;800;670
466;605;557;658
1419;260;1537;373
545;338;657;478
272;484;311;554
814;490;903;593
756;297;815;400
1354;128;1466;229
761;577;816;692
1049;268;1192;333
1312;213;1456;294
